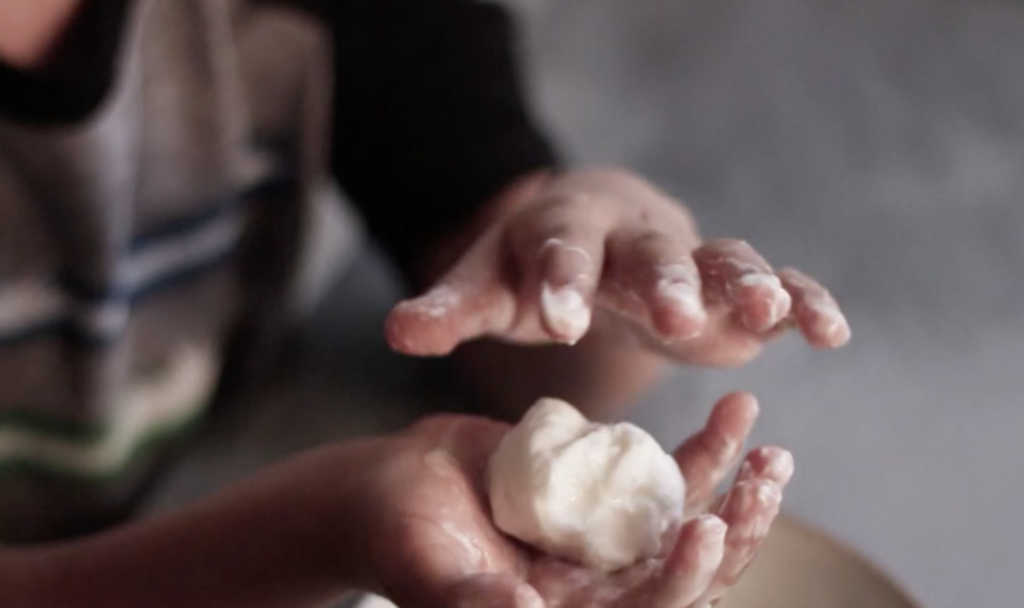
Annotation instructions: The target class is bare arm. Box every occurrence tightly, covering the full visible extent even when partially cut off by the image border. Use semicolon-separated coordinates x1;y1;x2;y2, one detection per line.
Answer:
3;441;381;608
1;396;796;608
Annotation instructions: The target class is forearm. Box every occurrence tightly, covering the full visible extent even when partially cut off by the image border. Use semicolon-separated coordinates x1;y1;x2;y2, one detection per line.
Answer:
5;441;380;608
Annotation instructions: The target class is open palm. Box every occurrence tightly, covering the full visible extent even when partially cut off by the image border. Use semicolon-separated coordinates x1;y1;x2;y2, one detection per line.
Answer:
359;392;792;608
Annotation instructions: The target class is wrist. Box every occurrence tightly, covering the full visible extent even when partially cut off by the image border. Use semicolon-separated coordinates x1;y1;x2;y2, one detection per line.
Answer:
310;439;396;594
0;438;397;608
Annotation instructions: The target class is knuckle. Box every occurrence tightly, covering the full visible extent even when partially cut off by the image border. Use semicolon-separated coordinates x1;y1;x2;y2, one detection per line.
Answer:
509;214;575;253
537;191;595;217
630;229;680;257
708;238;753;252
539;222;578;244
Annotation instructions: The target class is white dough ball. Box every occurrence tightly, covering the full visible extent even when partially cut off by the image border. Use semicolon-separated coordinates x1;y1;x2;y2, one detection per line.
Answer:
487;397;685;572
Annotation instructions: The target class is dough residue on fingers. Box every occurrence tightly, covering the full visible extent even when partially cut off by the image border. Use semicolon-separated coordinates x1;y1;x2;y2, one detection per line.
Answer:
487;398;685;572
656;265;705;313
776;268;851;345
540;285;591;344
538;238;595;344
400;285;462;318
732;268;791;330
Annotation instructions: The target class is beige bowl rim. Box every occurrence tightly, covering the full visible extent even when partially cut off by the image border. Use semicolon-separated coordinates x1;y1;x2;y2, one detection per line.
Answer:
775;514;925;608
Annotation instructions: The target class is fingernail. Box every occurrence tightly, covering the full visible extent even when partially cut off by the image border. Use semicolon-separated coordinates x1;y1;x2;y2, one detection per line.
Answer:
764;448;795;483
755;481;782;507
696;514;728;538
401;286;461;319
768;287;793;325
540;284;591;344
737;274;791;331
815;302;851;345
658;279;707;323
736;271;782;291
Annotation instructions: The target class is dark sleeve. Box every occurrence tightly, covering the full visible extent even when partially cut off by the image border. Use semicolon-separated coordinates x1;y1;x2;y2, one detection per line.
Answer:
323;0;560;275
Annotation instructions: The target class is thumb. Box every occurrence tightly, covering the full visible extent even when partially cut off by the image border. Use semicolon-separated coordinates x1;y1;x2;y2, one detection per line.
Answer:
386;238;517;357
451;573;546;608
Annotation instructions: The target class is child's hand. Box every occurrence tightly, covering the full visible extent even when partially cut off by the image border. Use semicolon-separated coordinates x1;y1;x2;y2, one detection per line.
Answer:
359;392;791;608
387;167;849;367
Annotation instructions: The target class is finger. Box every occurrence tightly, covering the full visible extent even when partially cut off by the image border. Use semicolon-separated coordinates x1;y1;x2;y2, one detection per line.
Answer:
386;236;517;356
733;446;795;488
699;480;782;605
673;392;759;515
650;515;727;608
776;267;851;349
535;239;601;345
508;202;607;344
604;229;708;342
386;281;512;356
693;240;791;333
709;446;793;515
452;573;546;608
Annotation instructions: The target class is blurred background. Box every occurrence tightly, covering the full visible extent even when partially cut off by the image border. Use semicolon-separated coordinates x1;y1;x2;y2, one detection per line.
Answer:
153;1;1024;607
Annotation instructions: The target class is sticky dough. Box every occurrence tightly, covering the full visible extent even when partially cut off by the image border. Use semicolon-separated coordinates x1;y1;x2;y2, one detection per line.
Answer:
487;398;685;572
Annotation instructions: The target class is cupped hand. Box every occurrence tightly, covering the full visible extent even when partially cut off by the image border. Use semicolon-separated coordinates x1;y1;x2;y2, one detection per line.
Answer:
358;392;792;608
386;168;849;367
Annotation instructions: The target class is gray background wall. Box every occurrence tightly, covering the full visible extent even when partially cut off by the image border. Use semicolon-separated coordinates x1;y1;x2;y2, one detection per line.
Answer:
155;2;1024;607
517;2;1024;606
